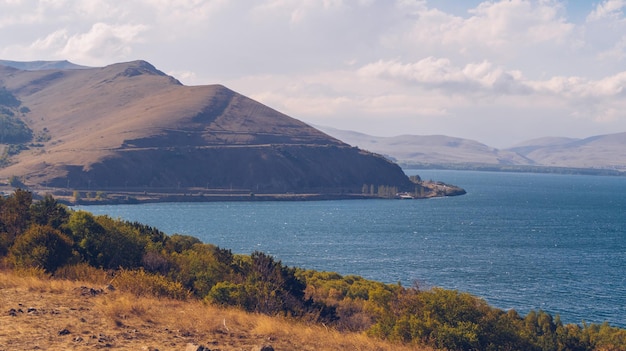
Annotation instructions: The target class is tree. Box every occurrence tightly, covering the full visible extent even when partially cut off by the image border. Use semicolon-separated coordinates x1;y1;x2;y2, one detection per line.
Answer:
243;251;308;315
0;189;33;255
30;194;69;229
67;211;146;269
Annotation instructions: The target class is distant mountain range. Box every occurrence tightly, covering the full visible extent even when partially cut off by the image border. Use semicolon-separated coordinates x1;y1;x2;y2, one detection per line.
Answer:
0;60;421;195
317;126;626;175
0;59;89;71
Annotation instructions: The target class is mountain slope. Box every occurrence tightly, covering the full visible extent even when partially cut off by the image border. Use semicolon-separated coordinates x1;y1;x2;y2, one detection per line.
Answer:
0;60;415;193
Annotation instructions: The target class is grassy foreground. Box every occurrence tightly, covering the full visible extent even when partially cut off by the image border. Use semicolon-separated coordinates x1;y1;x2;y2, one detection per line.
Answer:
0;270;427;351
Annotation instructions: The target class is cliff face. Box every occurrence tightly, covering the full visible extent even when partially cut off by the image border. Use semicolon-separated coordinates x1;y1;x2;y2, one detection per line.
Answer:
0;60;414;193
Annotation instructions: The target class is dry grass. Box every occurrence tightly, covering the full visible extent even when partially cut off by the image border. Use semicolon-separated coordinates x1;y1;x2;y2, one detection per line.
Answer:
0;269;432;350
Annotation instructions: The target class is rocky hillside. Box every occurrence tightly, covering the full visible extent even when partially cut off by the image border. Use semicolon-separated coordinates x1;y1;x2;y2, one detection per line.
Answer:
0;60;418;194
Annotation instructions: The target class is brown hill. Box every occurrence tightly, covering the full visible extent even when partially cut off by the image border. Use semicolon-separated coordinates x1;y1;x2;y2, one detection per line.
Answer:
0;61;415;194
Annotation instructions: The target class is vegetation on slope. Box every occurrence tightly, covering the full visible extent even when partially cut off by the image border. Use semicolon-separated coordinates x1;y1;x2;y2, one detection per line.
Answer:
0;87;32;144
1;189;625;350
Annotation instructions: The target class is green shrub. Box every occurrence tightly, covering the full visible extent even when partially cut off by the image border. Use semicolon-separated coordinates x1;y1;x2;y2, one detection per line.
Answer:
9;224;73;272
67;211;146;269
112;268;190;300
167;243;234;297
206;281;246;306
165;234;201;253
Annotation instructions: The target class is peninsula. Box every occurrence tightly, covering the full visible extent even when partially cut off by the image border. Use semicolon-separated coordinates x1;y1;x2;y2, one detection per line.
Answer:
0;60;464;202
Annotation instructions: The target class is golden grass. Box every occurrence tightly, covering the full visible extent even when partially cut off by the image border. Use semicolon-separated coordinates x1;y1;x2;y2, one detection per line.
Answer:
0;269;432;350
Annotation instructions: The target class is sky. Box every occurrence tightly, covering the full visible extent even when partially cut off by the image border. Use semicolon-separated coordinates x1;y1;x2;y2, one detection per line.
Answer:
1;0;626;147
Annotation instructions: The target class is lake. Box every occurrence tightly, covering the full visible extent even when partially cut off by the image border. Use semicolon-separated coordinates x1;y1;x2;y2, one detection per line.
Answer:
75;170;626;328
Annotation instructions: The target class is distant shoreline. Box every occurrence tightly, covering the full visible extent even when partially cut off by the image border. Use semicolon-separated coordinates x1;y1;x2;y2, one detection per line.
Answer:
61;192;379;206
401;163;626;177
2;180;467;205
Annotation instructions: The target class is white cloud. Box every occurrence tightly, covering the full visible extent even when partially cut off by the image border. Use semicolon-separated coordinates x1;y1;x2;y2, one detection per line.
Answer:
59;22;148;65
30;29;68;51
357;58;530;95
391;0;575;60
587;0;625;21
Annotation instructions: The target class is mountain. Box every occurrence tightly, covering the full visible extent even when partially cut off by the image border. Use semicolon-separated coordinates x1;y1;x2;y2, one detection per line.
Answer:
0;59;89;70
507;133;626;171
0;60;418;195
318;126;626;174
316;126;533;167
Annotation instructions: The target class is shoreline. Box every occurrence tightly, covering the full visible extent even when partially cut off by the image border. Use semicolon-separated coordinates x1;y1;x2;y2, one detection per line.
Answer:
1;182;466;205
62;191;379;205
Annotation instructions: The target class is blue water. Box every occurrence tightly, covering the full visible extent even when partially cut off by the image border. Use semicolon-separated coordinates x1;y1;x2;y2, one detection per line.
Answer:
75;170;626;328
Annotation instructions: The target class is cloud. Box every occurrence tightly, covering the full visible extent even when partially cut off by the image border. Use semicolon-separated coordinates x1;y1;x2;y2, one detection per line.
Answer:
30;29;69;51
357;58;529;95
59;23;148;65
528;71;626;98
386;0;575;62
587;0;625;21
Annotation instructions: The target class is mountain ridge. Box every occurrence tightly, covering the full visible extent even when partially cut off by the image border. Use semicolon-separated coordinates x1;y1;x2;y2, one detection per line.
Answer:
317;126;626;174
0;59;89;71
0;60;443;197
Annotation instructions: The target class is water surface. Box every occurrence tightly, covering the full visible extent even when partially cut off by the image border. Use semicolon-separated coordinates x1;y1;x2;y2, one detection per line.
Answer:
76;170;626;327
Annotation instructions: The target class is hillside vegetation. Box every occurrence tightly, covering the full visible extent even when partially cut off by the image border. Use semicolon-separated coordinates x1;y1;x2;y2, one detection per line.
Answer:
1;190;625;350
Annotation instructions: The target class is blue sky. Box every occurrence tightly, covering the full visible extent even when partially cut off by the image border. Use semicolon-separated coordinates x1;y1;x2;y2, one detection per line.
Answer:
1;0;626;147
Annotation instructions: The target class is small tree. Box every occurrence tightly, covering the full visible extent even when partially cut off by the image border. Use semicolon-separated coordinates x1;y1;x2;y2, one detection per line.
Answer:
8;176;25;188
30;194;69;228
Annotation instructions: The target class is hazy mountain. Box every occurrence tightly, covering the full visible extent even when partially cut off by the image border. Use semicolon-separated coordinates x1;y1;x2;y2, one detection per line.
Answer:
0;60;415;193
507;133;626;171
318;126;626;174
0;59;89;70
316;126;533;167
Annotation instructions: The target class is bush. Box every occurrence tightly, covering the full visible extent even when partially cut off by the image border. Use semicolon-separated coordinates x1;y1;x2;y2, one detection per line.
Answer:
54;262;112;285
67;211;146;269
206;281;246;307
9;224;73;272
167;243;234;297
112;268;191;300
